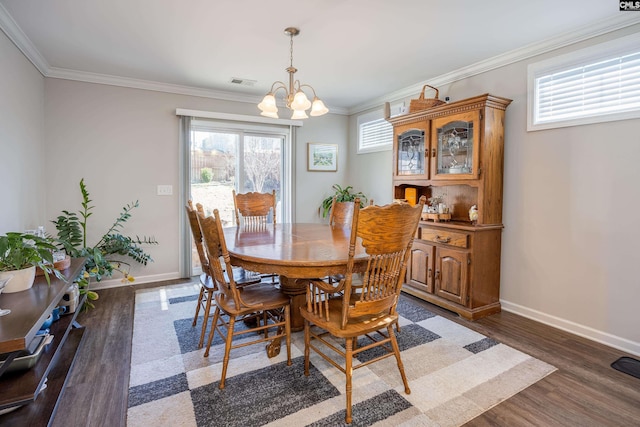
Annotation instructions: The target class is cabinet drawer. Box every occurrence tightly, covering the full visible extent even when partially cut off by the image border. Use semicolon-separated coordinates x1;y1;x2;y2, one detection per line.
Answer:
420;228;469;248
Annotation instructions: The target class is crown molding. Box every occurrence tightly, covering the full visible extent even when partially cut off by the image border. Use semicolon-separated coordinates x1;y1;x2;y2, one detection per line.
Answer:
45;67;349;115
0;3;49;75
2;3;636;117
45;67;350;115
348;14;640;115
47;66;264;102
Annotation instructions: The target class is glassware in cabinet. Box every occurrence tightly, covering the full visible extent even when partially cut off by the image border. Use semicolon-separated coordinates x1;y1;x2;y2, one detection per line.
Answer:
432;110;480;180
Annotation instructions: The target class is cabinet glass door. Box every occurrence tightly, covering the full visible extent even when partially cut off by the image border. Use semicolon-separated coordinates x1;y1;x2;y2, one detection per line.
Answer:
432;110;480;180
397;128;426;176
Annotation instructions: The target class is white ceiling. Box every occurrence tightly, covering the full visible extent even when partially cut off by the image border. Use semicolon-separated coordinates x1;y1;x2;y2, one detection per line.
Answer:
1;0;639;114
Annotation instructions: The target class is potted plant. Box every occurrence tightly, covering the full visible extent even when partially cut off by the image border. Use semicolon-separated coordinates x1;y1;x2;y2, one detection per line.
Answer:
0;232;61;293
52;179;157;308
319;184;368;218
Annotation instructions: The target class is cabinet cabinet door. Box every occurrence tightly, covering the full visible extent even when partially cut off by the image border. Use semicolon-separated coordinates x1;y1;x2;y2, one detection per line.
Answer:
431;110;480;180
406;241;435;293
434;247;469;305
394;123;429;180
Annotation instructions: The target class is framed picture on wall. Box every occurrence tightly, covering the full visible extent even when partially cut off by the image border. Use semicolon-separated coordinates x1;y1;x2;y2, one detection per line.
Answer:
307;143;338;172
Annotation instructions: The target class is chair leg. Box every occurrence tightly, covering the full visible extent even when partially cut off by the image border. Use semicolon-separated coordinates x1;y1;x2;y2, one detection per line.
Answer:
204;306;221;358
198;289;214;349
285;305;292;366
219;316;236;390
192;286;205;326
345;337;354;424
263;311;268;338
388;325;411;394
303;319;311;376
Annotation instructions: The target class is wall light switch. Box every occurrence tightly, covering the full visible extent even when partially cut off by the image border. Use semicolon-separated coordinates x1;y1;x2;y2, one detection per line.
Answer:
157;185;173;196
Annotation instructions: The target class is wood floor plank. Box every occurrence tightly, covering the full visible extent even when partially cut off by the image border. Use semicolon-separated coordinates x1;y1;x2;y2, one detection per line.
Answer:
43;280;640;426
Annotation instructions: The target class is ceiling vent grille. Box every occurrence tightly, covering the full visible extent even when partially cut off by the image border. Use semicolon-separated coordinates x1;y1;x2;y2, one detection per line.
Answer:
230;77;257;87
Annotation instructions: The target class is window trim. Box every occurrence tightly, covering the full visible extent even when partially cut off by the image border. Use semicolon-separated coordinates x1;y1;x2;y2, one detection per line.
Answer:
527;32;640;131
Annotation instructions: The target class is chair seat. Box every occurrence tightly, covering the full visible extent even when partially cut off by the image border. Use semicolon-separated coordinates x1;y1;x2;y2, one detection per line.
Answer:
229;267;262;286
216;283;290;315
200;268;261;289
328;273;365;289
300;298;397;339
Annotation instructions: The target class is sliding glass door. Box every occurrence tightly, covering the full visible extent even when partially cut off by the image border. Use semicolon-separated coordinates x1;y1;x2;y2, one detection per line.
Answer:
187;120;291;275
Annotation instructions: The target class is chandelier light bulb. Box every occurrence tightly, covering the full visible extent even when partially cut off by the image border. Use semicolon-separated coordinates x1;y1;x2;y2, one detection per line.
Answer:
258;93;278;113
290;90;311;111
310;97;329;116
291;109;309;119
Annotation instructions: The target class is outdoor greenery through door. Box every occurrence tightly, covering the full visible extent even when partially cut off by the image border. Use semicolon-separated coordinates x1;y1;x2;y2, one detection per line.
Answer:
188;124;288;274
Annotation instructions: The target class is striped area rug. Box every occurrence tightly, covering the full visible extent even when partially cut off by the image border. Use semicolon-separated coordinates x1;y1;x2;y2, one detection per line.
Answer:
127;283;555;426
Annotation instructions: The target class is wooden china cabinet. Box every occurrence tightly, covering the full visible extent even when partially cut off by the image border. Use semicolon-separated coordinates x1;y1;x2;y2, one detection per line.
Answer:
388;94;511;320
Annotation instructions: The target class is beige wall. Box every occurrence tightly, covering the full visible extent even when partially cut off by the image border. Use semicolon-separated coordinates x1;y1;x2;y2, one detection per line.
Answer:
294;114;350;223
43;79;347;283
0;30;45;233
349;24;640;354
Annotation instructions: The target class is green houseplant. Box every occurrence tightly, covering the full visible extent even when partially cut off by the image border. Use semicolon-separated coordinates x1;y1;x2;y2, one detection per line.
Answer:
51;179;157;308
319;184;368;218
0;232;61;292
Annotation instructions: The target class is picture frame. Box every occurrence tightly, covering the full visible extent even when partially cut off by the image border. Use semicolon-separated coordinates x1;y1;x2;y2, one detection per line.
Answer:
307;143;338;172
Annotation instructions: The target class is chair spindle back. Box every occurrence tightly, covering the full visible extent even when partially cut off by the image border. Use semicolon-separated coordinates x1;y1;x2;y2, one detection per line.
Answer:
341;196;425;328
197;209;258;310
185;200;211;276
233;190;276;227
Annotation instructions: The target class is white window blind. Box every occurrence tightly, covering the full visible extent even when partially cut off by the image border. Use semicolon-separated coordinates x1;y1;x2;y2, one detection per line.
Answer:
357;110;393;154
528;32;640;131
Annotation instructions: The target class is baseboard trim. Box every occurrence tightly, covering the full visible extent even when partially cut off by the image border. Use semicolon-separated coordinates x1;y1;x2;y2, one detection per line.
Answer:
501;299;640;357
89;272;183;290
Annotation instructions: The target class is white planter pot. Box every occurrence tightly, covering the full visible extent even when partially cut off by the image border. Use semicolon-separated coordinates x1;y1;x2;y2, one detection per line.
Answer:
0;266;36;293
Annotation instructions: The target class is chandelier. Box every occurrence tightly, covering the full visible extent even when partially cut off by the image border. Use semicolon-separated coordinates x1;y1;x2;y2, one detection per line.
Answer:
258;27;329;120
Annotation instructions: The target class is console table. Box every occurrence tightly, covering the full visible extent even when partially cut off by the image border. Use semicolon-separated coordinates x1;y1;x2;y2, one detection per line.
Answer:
0;258;86;425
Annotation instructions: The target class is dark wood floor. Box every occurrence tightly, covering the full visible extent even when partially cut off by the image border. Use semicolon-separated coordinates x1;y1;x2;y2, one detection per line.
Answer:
51;279;640;427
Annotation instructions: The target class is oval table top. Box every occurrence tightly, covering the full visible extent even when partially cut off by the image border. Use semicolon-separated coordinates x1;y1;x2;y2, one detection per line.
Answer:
222;223;366;279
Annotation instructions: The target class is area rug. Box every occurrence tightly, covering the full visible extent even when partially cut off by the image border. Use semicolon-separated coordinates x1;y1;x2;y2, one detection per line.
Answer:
127;283;555;427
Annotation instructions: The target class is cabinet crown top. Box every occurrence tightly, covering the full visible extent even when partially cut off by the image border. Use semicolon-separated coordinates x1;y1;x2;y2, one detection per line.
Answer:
386;94;512;125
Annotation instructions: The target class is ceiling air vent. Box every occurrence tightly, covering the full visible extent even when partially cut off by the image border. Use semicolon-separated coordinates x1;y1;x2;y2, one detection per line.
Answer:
229;77;257;87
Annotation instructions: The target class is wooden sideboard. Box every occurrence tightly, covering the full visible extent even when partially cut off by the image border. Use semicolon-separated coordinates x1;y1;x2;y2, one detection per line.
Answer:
0;258;86;425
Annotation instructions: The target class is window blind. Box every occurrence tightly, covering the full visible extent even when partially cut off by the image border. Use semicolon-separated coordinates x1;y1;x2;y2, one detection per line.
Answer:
358;117;393;153
536;52;640;123
528;32;640;130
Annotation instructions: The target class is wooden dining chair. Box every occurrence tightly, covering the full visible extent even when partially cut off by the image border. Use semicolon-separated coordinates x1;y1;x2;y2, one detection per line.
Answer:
185;200;261;349
327;197;374;289
198;208;291;389
328;196;374;226
232;189;276;227
232;189;279;283
300;196;425;424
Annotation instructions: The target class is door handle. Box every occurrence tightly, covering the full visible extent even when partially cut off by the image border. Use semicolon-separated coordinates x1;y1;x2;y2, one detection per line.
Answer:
435;236;451;243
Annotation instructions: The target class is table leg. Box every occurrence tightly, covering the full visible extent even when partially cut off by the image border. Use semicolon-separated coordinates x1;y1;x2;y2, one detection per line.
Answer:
278;276;306;332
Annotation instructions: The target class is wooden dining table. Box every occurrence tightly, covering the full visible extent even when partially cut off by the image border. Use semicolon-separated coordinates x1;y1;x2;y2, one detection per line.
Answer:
223;223;367;331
